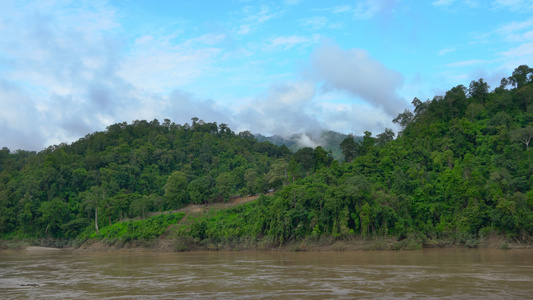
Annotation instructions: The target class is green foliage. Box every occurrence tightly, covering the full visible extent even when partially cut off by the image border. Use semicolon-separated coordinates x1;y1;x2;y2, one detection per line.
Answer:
0;118;288;239
188;176;215;204
174;65;533;245
86;213;185;242
2;66;533;246
164;171;189;209
340;134;358;162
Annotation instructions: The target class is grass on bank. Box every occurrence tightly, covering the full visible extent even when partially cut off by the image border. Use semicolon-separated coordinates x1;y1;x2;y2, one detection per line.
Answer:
76;213;186;246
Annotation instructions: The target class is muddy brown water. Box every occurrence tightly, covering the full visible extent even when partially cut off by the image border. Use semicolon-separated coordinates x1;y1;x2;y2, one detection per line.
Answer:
1;249;532;299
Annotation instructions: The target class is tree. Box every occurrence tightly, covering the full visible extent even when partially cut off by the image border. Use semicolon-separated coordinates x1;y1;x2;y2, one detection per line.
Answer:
81;185;106;233
164;171;189;209
412;97;428;117
218;123;232;135
511;125;533;150
39;199;69;237
469;78;489;101
444;85;468;119
188;176;215;204
376;128;395;146
215;172;235;202
72;167;88;190
313;146;332;171
498;77;510;91
244;168;258;195
340;134;358;162
465;103;485;122
358;131;375;156
294;147;315;175
508;65;533;89
393;109;414;132
267;159;289;189
238;130;254;139
191;117;199;129
515;85;533;112
288;159;300;182
130;195;152;219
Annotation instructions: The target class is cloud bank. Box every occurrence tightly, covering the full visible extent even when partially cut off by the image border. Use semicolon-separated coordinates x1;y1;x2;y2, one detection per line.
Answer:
0;1;407;151
310;41;405;116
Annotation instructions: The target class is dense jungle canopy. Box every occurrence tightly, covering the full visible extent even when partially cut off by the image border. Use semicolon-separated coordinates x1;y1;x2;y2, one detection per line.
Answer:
0;65;532;246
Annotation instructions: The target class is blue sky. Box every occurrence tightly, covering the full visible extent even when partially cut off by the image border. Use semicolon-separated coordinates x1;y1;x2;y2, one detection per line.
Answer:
1;0;532;150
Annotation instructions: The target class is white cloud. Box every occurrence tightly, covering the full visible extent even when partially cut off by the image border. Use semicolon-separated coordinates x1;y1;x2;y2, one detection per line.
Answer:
271;35;309;48
134;35;154;44
433;0;479;9
242;5;279;24
269;35;320;50
284;0;303;6
332;5;353;14
493;18;533;42
432;0;456;6
235;82;321;136
483;18;533;70
300;16;328;30
120;34;223;93
234;4;280;36
295;134;320;148
318;102;396;136
438;47;456;56
353;0;399;19
0;80;45;150
237;25;251;35
0;0;233;150
0;1;131;149
492;0;533;12
162;90;232;126
185;33;227;46
500;42;533;62
496;18;533;34
330;1;400;20
310;40;406;116
445;60;486;68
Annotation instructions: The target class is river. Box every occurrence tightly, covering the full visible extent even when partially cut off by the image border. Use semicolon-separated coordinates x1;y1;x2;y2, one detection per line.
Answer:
1;248;532;299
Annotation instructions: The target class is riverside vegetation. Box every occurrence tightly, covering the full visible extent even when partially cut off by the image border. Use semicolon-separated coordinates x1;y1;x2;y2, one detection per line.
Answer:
1;65;533;251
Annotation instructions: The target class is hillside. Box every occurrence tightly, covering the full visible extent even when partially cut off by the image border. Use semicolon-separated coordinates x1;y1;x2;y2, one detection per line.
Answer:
0;118;337;240
1;65;532;250
167;65;533;249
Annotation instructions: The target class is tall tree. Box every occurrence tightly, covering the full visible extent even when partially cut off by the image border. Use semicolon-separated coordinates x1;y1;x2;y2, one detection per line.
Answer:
164;171;189;209
81;186;106;233
294;147;315;176
393;109;414;132
376;128;395;146
340;134;358;162
469;78;489;102
508;65;533;89
358;131;375;156
511;125;533;150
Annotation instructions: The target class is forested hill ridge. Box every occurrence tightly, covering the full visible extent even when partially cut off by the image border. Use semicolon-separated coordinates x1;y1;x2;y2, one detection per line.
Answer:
1;65;533;250
0;117;336;239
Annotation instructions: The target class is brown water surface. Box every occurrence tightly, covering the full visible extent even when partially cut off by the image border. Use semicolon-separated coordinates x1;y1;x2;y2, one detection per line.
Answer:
1;248;532;299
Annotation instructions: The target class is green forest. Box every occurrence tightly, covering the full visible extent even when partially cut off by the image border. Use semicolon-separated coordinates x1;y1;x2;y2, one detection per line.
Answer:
1;65;532;249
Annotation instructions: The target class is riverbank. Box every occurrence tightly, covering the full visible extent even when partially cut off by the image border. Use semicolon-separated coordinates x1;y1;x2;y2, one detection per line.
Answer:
70;232;533;252
2;192;532;253
2;234;532;252
0;238;71;251
25;246;62;251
